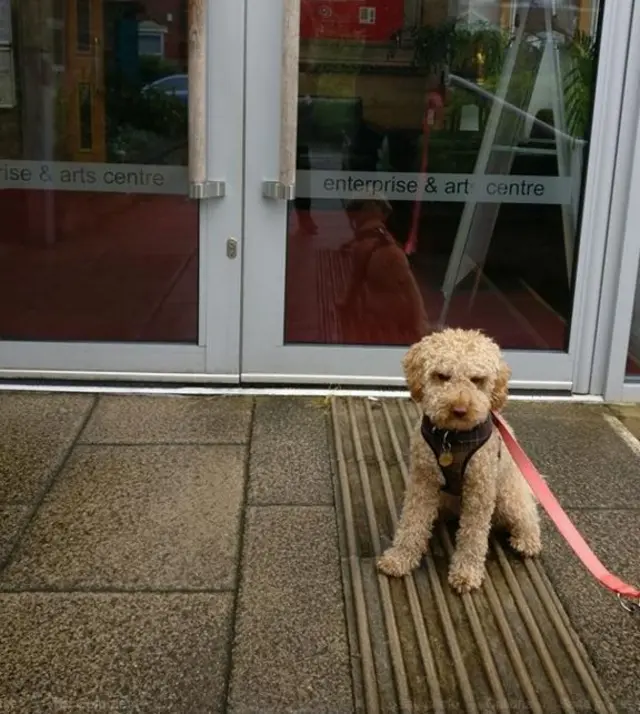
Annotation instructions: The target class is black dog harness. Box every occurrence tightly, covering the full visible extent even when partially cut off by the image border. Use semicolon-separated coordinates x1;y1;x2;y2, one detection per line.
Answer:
421;416;494;496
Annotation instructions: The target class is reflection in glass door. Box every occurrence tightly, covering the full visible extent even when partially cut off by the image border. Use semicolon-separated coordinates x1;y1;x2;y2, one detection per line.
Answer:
289;0;600;350
0;0;197;343
243;0;622;386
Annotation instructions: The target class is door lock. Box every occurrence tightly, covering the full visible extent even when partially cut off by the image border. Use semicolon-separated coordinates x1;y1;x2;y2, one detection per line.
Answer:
226;237;238;260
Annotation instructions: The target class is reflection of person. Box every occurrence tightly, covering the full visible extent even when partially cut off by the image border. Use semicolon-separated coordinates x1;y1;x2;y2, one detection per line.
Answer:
294;94;317;235
338;196;429;342
294;142;317;234
406;73;448;256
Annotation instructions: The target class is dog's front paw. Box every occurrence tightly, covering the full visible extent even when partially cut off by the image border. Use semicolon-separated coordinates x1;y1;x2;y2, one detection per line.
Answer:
448;560;485;594
377;547;419;578
509;532;542;558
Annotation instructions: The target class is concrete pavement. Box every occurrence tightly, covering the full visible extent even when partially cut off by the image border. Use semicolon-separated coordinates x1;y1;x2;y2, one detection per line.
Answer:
0;392;637;713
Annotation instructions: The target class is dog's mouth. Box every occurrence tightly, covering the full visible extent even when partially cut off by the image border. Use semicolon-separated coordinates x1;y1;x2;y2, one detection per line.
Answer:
431;411;487;432
445;418;479;432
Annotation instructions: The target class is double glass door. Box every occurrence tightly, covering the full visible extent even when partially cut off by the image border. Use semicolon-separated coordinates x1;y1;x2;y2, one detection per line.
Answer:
0;0;631;391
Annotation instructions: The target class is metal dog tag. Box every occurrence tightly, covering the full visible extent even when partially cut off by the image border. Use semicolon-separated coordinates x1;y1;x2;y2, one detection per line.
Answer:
439;451;454;467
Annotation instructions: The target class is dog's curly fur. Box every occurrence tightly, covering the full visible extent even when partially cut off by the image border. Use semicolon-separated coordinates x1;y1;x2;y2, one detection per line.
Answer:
377;328;542;594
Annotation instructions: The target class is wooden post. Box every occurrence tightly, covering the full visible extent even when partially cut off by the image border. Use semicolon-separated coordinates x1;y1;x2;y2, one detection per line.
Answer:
279;0;301;192
188;0;206;192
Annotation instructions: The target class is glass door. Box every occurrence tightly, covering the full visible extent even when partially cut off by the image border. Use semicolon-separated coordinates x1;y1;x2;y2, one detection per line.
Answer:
242;0;632;389
0;0;243;381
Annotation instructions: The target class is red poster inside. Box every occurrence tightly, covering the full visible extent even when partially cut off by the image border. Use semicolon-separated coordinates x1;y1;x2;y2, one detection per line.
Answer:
300;1;405;42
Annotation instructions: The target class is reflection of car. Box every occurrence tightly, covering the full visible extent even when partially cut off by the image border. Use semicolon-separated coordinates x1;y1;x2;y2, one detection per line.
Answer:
142;74;188;104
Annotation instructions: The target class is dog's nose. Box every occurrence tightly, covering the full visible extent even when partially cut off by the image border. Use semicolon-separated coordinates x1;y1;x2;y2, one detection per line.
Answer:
452;406;467;417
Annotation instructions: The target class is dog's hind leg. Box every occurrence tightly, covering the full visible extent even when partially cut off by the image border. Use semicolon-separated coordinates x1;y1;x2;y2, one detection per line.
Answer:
494;467;542;558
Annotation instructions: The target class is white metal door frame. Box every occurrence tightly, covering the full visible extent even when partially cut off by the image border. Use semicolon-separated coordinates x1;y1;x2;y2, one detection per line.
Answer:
571;0;638;395
590;0;640;402
240;0;633;390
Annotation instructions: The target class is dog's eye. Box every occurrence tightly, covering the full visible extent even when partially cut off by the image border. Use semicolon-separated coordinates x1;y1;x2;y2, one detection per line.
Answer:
470;376;486;387
433;372;451;382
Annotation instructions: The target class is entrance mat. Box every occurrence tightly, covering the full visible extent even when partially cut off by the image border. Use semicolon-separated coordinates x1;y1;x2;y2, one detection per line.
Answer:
330;397;617;714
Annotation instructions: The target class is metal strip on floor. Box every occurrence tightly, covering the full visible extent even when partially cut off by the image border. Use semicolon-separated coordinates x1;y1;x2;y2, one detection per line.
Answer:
330;397;617;714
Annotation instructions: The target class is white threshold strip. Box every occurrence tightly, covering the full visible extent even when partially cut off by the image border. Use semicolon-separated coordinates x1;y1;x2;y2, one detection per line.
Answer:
0;381;605;402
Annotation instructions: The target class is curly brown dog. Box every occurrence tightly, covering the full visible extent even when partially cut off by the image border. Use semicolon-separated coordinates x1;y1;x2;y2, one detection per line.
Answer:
377;328;542;594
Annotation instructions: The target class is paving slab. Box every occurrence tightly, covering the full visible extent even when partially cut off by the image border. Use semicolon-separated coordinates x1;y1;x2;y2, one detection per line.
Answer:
0;592;233;714
504;401;606;421
227;506;353;714
80;395;253;444
0;445;246;591
248;397;334;505
504;405;640;509
0;392;94;504
540;509;640;713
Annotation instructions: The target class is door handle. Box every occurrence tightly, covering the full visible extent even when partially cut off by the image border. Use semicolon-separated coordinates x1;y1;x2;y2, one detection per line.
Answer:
262;0;301;201
188;0;225;199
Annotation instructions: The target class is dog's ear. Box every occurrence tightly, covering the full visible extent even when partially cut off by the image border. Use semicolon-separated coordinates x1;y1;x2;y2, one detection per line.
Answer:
402;340;426;403
490;360;511;412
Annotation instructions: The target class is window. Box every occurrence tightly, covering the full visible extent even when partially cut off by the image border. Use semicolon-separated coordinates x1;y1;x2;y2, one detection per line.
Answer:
46;1;65;73
358;7;376;25
138;21;168;58
138;32;164;57
76;0;91;52
51;23;65;69
78;82;93;150
50;7;66;70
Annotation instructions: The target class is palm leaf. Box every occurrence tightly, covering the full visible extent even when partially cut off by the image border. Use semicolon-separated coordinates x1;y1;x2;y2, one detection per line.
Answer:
563;30;596;138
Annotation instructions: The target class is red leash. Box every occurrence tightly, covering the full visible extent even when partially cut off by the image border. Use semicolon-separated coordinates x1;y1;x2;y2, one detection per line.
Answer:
492;411;640;611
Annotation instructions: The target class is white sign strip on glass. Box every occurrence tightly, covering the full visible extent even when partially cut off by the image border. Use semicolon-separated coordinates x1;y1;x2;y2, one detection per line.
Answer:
0;161;574;205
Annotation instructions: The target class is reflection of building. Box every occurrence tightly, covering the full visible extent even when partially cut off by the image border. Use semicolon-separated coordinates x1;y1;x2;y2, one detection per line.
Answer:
0;0;188;165
137;0;186;61
2;0;107;163
299;0;598;131
0;0;189;247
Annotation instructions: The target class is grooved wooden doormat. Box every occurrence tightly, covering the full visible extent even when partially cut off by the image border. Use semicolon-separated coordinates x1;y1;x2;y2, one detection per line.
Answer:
330;397;616;714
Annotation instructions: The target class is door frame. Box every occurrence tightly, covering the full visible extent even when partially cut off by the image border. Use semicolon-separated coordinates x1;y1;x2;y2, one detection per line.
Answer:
590;0;640;402
240;0;634;390
0;0;244;383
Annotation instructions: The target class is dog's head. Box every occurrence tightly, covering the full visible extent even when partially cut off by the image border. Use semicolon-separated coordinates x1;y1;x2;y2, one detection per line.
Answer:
346;196;392;230
402;328;511;431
